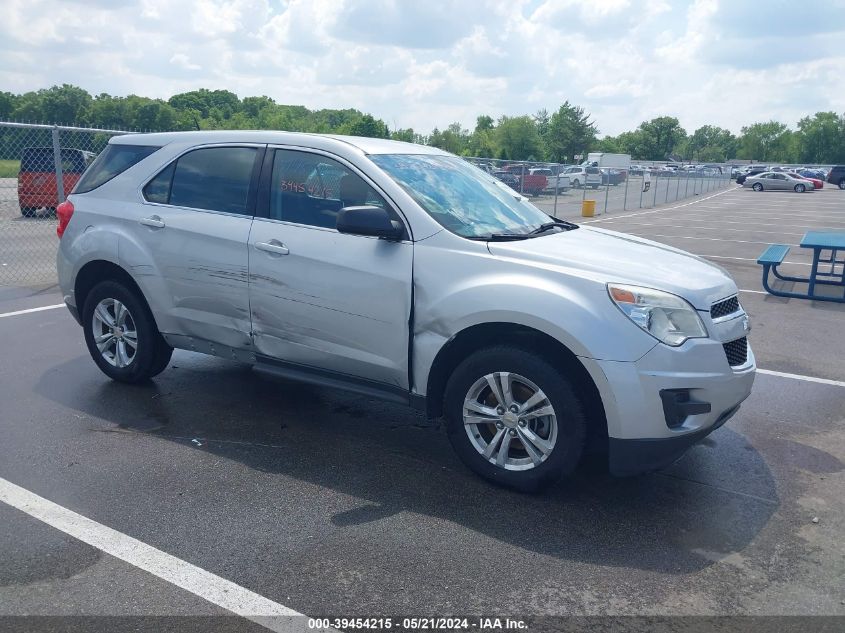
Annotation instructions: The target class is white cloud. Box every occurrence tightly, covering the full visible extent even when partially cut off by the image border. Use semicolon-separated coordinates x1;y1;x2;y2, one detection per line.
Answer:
170;53;202;71
0;0;843;137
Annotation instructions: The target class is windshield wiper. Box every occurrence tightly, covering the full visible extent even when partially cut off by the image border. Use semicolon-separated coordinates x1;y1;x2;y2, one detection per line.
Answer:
527;220;578;235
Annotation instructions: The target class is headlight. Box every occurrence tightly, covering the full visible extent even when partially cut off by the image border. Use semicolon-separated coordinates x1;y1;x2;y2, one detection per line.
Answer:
608;284;707;347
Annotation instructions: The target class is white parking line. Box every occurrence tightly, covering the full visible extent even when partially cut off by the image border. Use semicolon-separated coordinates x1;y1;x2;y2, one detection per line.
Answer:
0;477;305;632
582;186;737;224
0;303;65;319
590;221;807;237
703;254;812;266
757;369;845;389
623;233;799;247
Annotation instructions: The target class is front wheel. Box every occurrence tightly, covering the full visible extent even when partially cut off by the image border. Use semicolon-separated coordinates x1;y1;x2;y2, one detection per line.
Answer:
444;346;587;491
838;179;845;190
752;183;763;192
794;184;805;193
571;179;580;188
82;280;173;383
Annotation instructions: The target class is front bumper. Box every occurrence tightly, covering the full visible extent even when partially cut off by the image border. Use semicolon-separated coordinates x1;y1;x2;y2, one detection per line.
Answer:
579;334;756;476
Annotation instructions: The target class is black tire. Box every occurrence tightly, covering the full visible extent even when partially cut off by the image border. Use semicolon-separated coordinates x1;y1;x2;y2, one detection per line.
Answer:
591;184;599;189
20;206;37;217
443;346;587;492
572;179;580;188
838;179;845;190
82;280;173;383
752;183;763;192
794;184;805;193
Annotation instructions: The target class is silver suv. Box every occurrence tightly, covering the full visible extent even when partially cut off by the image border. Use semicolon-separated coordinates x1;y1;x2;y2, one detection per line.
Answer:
57;131;755;490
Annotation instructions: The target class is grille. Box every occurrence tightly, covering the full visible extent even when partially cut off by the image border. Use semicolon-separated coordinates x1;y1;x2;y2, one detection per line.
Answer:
723;337;748;367
711;296;740;319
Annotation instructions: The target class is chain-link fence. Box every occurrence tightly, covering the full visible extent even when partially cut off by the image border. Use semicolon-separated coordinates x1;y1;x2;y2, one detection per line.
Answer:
1;121;737;288
0;122;125;287
461;156;734;221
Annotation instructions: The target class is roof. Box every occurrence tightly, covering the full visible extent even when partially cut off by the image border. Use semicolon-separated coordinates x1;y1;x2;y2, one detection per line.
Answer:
110;130;448;156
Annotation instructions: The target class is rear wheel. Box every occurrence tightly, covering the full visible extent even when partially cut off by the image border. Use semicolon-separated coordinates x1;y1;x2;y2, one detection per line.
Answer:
838;179;845;190
83;280;173;383
752;183;763;192
571;179;580;188
20;206;37;217
794;184;805;193
444;346;587;492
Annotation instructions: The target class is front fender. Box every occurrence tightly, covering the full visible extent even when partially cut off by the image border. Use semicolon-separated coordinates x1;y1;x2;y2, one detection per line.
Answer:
411;238;657;395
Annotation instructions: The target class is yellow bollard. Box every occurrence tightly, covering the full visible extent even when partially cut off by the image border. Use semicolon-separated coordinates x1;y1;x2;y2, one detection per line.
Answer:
581;199;595;217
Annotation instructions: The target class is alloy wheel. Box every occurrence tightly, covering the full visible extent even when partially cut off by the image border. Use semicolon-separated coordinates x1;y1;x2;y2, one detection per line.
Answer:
462;372;558;471
91;298;138;368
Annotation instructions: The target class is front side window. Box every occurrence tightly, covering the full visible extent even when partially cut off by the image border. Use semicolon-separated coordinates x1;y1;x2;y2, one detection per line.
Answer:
371;154;557;239
269;150;386;228
148;147;257;215
74;144;160;193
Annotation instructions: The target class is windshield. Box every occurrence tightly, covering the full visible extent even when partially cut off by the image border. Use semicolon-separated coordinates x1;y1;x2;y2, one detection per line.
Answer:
371;154;558;238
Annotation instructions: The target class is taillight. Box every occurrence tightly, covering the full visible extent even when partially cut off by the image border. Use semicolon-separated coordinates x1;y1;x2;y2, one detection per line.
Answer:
56;200;74;238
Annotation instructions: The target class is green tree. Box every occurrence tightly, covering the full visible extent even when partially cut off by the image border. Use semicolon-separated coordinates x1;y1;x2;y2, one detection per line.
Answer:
795;112;845;164
241;96;275;118
495;115;542;160
545;102;597;163
737;121;792;162
533;108;551;147
10;85;92;124
685;125;737;161
390;128;416;143
596;136;622;153
168;89;240;119
0;92;16;119
475;115;494;132
429;122;469;154
635;116;686;160
343;114;389;138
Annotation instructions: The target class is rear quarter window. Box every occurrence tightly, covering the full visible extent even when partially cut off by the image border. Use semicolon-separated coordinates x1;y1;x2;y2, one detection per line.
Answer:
73;144;161;194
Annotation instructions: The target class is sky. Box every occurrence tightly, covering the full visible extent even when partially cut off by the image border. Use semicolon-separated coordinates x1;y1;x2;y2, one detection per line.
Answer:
1;0;844;137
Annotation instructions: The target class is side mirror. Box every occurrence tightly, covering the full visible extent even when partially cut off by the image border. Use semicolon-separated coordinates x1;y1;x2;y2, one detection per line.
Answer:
336;206;404;240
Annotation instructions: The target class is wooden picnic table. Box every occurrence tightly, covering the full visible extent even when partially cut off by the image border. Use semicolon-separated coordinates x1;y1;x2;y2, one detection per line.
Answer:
758;230;845;303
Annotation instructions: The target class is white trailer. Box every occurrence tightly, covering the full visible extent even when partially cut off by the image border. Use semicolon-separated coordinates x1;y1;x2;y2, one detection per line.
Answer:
583;153;631;168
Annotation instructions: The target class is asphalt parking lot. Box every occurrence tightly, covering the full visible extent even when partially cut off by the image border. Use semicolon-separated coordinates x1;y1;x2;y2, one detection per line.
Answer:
1;185;844;629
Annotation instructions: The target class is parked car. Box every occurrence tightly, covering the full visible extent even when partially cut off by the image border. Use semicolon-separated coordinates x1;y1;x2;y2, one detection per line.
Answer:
530;168;569;194
785;172;823;189
492;170;520;189
743;172;814;192
600;168;627;185
499;166;547;197
561;165;602;188
18;147;93;217
57;131;755;491
826;165;845;189
736;167;768;184
796;168;826;181
628;165;644;176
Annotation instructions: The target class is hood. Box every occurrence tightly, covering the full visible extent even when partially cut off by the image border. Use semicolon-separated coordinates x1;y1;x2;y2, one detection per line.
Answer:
487;225;737;310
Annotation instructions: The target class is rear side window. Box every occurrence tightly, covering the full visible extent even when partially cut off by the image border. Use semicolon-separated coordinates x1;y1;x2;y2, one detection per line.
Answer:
74;144;160;193
144;147;258;215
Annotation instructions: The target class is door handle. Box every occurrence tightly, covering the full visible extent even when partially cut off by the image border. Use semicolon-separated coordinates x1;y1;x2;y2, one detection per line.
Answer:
255;240;289;256
140;215;165;229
